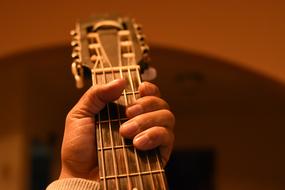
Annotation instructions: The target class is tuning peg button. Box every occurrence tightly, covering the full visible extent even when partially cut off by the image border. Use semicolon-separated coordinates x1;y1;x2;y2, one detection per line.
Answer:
137;34;145;42
73;46;80;52
71;52;79;59
70;30;77;36
71;40;79;47
141;45;150;54
71;62;84;88
134;23;142;30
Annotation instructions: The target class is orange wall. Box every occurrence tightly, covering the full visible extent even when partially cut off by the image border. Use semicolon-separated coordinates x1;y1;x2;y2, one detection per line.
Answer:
1;45;284;190
0;134;28;190
0;0;285;83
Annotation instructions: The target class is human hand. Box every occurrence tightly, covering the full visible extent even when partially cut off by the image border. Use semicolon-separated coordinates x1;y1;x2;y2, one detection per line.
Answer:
59;79;175;181
120;81;175;166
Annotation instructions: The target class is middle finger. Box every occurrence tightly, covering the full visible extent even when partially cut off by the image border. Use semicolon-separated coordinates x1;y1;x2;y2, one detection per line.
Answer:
120;109;175;138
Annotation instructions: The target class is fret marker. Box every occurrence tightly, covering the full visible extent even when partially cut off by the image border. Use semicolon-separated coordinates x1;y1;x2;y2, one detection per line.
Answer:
132;188;138;190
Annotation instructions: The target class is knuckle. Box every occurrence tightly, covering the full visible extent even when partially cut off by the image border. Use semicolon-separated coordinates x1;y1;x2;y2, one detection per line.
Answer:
153;127;174;148
140;82;160;96
139;96;169;111
155;126;168;136
162;100;170;110
162;109;176;126
162;128;174;143
65;110;73;123
151;97;168;109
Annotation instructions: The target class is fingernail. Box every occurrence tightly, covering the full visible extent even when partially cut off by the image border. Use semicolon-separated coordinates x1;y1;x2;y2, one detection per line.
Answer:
120;121;139;137
134;134;152;148
126;105;143;118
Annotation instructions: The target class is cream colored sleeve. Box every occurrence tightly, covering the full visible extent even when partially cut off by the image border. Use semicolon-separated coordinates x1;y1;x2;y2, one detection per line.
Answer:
46;178;100;190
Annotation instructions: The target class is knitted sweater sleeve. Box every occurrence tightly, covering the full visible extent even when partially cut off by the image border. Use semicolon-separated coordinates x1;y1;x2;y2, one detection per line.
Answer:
46;178;100;190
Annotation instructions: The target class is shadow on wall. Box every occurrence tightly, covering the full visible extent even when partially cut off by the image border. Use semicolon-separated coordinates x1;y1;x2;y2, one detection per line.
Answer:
0;44;284;190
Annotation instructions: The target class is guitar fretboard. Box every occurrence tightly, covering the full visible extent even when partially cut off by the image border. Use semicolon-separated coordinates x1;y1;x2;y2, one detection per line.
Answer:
94;68;167;190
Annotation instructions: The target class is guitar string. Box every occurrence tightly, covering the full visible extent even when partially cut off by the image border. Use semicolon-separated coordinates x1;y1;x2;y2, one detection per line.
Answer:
117;31;132;190
127;67;145;190
100;37;120;190
105;80;120;190
134;67;156;189
155;149;167;190
135;69;167;189
94;35;122;189
137;70;167;190
118;68;132;190
131;41;167;189
91;28;166;189
92;37;107;190
94;33;117;189
126;35;145;190
121;29;160;190
116;31;143;189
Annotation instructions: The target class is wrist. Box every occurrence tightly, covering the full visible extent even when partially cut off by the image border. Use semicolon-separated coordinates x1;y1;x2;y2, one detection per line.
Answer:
47;178;100;190
59;166;100;181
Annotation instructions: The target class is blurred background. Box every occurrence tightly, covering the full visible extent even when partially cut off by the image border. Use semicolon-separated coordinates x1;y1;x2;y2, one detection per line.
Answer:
0;0;284;190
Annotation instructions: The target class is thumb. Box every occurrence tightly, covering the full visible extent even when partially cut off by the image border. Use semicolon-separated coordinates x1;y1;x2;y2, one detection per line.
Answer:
69;79;127;119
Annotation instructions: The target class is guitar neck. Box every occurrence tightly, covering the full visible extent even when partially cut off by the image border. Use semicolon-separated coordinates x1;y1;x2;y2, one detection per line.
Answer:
94;67;168;190
71;16;168;190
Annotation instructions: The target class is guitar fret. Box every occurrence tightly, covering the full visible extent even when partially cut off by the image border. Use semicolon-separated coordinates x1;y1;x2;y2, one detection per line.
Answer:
97;112;107;189
127;66;145;190
155;149;167;190
93;65;140;73
96;118;128;124
106;104;120;189
100;169;165;180
98;144;133;151
117;55;133;189
124;91;139;95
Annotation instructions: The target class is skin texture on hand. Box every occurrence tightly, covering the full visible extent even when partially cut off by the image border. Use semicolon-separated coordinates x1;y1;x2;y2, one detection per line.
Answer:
59;79;175;181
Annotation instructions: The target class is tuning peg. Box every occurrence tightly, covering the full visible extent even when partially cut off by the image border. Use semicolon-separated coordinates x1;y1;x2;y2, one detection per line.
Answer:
71;52;79;59
73;46;80;52
70;30;77;36
72;45;80;54
71;62;84;88
71;40;79;47
141;45;150;54
134;23;142;30
137;34;145;42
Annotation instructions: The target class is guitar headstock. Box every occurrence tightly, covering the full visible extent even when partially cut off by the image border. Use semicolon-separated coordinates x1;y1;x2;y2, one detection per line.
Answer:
70;16;151;88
